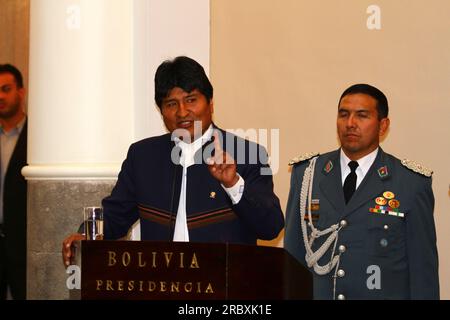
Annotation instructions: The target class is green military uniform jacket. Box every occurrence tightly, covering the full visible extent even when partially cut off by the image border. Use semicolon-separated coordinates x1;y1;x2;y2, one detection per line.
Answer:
284;148;439;300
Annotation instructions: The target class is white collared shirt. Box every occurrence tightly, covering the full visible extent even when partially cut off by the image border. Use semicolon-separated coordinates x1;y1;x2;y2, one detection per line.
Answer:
0;117;26;223
340;148;379;190
173;125;245;242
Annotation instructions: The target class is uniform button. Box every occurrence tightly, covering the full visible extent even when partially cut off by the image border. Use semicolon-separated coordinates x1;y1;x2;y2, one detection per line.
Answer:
384;224;389;230
338;245;346;253
340;220;347;228
337;269;345;278
337;294;346;300
380;238;388;247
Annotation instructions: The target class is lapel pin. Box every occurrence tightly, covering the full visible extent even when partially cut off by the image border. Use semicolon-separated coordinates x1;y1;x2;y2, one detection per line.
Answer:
210;191;216;199
377;165;389;179
323;160;334;174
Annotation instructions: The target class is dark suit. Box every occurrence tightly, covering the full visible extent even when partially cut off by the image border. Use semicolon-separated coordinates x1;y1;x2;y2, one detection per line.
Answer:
0;120;27;300
103;127;284;244
284;148;439;299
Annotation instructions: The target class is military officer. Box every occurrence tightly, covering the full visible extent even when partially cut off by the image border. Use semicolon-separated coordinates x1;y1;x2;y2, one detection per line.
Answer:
284;83;439;300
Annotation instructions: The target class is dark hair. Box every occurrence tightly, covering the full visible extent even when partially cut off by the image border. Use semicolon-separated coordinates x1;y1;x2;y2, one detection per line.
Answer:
0;63;24;88
154;56;213;109
338;83;388;119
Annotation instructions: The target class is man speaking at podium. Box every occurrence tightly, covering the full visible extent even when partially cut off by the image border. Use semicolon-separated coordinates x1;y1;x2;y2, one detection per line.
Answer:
63;56;284;265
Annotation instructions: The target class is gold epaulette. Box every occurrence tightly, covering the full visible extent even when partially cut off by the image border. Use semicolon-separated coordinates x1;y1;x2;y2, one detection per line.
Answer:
288;152;320;166
401;159;433;177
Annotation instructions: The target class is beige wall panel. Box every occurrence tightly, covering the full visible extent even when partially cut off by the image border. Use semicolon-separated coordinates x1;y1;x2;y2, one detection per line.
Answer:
211;0;450;298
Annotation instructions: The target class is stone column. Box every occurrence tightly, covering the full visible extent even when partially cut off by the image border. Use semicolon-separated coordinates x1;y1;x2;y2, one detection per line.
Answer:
24;0;133;300
23;0;210;300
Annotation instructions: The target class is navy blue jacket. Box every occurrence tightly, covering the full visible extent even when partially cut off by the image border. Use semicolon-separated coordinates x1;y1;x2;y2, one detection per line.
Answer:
284;149;439;299
103;128;284;244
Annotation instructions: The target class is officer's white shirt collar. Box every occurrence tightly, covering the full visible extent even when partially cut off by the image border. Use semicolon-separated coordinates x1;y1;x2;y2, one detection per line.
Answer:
340;147;379;189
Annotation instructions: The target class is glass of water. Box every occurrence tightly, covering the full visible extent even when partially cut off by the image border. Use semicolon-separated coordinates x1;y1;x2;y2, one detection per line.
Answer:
83;207;104;240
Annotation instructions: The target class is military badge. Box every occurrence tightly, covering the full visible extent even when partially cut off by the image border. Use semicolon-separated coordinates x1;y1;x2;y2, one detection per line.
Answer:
305;199;320;221
210;192;216;199
369;193;405;218
383;191;395;199
369;205;404;218
304;212;319;222
323;160;334;174
377;166;389;179
375;197;387;206
310;199;320;211
388;199;400;209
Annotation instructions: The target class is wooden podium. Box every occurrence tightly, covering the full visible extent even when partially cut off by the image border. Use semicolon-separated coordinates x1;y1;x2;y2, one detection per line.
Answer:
70;240;312;300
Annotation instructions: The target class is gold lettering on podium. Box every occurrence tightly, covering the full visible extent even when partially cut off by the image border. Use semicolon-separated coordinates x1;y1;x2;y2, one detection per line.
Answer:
205;283;214;294
151;252;157;268
122;252;131;266
106;280;113;291
171;282;180;293
108;251;117;266
94;280;215;294
160;281;167;292
106;251;201;269
164;252;173;267
96;280;103;291
94;249;218;296
138;252;146;267
190;253;199;268
179;252;184;268
184;282;192;293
